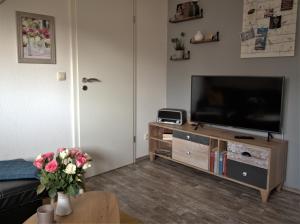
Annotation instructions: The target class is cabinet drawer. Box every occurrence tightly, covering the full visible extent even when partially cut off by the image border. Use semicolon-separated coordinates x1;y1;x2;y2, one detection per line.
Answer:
227;152;268;169
227;141;270;160
227;159;267;189
173;131;209;145
172;138;209;170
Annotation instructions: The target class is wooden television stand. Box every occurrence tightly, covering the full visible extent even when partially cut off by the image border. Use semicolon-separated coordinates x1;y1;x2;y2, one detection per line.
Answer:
148;122;288;202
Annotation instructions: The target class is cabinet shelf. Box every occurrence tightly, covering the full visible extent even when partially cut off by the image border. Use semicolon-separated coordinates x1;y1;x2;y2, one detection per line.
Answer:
153;153;172;160
150;137;172;145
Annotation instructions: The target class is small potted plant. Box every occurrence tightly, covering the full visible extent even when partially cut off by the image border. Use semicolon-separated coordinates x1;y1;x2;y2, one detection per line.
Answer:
171;32;185;59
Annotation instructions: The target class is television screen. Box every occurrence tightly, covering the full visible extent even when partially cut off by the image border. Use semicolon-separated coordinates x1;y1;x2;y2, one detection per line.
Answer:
191;76;284;133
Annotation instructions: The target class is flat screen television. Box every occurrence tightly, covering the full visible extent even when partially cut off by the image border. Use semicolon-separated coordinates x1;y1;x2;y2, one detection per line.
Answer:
191;76;284;133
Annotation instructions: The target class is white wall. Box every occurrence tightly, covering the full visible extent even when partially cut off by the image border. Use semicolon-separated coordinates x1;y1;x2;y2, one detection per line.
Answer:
0;0;72;160
136;0;168;158
0;0;168;162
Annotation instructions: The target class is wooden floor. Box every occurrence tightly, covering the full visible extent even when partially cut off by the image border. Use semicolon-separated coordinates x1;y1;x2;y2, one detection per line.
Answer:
86;158;300;224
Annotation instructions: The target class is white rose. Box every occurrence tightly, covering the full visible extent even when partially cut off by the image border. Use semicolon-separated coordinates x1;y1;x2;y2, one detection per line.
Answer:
82;162;92;170
64;163;76;174
59;149;69;159
63;158;72;165
35;154;42;160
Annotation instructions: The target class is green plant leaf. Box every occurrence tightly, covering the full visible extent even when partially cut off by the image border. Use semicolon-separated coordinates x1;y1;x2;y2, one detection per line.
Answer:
41;175;49;185
67;185;79;196
37;184;45;195
48;188;57;198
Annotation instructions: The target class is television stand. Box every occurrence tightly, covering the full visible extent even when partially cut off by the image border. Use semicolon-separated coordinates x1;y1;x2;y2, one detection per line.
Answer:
149;122;288;202
192;122;204;131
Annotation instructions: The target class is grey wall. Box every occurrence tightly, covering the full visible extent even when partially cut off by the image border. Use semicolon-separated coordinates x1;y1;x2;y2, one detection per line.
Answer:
167;0;300;190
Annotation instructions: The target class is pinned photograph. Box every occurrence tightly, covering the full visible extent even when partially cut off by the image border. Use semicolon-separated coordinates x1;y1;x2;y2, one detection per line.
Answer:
281;0;294;11
255;28;268;50
248;8;255;15
264;9;274;18
255;37;267;50
269;16;282;29
257;27;269;36
240;28;255;41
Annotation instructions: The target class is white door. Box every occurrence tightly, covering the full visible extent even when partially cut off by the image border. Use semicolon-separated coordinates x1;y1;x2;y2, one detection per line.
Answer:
75;0;134;176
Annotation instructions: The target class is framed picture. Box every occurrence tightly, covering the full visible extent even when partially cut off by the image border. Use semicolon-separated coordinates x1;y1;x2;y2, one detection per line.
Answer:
16;11;56;64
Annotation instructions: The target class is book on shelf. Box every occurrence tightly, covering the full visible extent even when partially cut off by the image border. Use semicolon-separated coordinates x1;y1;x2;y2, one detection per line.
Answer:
219;151;227;176
210;150;227;176
223;152;227;176
162;134;173;141
214;151;219;174
219;152;224;175
210;151;215;172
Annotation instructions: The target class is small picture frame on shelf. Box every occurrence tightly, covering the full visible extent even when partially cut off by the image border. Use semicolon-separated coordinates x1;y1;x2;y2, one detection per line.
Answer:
170;1;203;23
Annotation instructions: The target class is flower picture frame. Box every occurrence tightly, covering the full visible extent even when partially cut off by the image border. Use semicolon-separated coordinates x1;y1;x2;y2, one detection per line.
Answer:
16;11;56;64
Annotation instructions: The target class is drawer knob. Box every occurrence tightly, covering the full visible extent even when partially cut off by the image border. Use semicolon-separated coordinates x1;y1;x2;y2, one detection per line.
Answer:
186;151;191;155
242;172;248;177
186;135;191;140
242;152;252;157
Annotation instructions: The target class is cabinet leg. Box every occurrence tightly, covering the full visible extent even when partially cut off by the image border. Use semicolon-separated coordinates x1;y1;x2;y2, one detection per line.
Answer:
276;183;283;192
149;153;155;162
260;190;270;203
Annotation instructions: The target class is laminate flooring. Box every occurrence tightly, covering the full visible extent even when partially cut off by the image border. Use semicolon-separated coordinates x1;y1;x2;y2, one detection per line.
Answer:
86;158;300;224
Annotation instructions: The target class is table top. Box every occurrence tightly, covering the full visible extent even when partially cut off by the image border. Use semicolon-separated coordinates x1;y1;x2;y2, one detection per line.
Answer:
24;191;120;224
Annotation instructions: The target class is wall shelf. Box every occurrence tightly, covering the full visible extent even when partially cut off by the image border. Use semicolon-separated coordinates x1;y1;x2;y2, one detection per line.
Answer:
169;9;204;24
170;51;190;61
190;32;220;44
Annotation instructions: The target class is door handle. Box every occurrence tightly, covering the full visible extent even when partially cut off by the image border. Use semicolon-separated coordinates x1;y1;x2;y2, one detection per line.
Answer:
82;77;102;83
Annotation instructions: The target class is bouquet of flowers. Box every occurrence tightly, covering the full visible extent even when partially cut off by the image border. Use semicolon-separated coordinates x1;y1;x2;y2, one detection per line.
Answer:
22;18;51;48
33;148;92;198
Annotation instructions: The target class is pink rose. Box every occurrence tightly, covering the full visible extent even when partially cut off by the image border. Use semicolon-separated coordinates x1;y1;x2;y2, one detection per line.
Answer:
57;148;65;153
45;159;58;173
75;153;87;168
42;152;54;161
33;154;45;170
33;158;44;169
69;148;80;157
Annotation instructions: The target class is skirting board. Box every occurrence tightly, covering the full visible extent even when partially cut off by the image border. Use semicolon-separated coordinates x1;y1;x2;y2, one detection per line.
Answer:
283;186;300;195
135;155;149;163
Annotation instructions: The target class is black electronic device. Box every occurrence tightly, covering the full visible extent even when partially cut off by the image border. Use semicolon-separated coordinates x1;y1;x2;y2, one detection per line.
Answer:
234;135;255;140
191;76;284;133
157;108;187;125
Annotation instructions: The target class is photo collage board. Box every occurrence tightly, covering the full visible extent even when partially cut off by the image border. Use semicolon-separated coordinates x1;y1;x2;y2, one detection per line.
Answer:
241;0;298;58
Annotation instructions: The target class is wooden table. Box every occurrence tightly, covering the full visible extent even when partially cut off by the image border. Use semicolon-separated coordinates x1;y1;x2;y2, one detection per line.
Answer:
25;191;120;224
